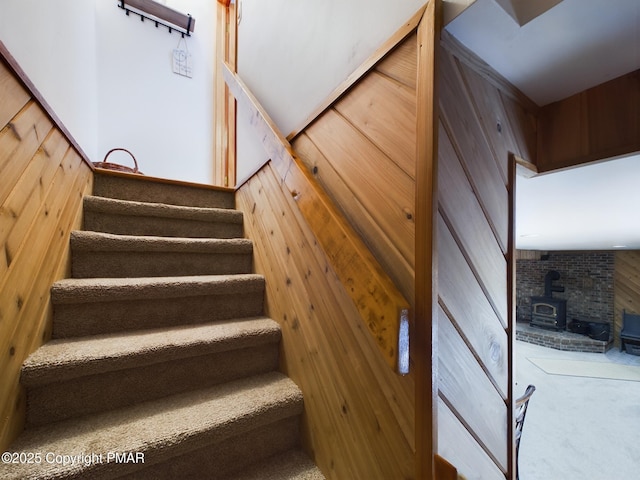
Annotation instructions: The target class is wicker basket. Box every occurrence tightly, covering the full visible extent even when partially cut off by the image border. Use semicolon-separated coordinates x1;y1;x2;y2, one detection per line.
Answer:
93;148;142;174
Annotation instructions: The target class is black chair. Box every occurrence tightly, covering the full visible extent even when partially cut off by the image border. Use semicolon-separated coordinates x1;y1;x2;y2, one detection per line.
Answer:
620;310;640;353
515;384;536;480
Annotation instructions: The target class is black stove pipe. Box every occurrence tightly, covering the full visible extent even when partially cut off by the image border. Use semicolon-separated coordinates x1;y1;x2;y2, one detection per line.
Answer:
544;270;565;297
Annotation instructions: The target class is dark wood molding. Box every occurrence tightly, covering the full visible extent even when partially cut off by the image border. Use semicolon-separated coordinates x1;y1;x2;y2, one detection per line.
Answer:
121;0;195;33
0;40;94;169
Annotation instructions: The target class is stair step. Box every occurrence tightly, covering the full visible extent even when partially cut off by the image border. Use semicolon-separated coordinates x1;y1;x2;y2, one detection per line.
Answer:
51;274;265;338
93;170;236;209
226;449;325;480
83;196;244;238
22;318;280;426
71;231;253;278
0;372;303;480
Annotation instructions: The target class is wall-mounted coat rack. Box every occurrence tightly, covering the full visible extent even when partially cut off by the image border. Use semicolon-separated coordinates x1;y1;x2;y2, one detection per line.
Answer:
118;0;195;37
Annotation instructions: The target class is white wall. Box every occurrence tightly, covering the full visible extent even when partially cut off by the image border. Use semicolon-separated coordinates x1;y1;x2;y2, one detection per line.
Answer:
1;0;217;184
0;0;99;161
234;0;426;184
95;0;216;183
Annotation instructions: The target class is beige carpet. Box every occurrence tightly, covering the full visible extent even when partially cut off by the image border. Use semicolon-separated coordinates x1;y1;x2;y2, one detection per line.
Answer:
527;357;640;381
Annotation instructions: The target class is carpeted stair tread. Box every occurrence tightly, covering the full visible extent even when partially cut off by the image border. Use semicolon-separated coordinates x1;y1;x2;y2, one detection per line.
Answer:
71;231;253;254
22;317;280;386
226;449;325;480
84;196;243;224
51;274;265;303
0;372;303;480
83;195;244;239
92;170;236;209
70;231;254;277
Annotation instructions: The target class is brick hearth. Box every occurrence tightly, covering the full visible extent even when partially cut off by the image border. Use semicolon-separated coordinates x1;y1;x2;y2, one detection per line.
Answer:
516;321;612;353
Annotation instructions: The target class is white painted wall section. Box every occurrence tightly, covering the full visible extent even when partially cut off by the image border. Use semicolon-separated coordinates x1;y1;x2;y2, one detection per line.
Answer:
234;0;426;184
0;0;99;161
95;0;216;183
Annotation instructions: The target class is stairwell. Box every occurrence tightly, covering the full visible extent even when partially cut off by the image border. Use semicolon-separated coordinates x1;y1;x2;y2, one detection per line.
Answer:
0;171;324;480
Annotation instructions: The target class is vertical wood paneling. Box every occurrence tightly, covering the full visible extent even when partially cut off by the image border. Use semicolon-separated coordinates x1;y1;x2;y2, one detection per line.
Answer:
0;57;93;450
537;70;640;172
614;251;640;348
237;165;415;480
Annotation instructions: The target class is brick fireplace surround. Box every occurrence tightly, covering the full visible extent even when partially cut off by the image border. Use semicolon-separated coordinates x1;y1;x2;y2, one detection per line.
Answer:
516;251;614;353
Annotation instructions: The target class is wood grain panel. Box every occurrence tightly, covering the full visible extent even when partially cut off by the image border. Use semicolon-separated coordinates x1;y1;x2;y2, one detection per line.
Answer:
0;102;54;206
438;305;507;471
292;133;414;305
499;92;537;164
223;63;410;372
305;109;415;266
614;251;640;348
457;61;515;183
437;213;508;397
437;398;506;480
537;70;640;172
0;54;93;450
439;50;509;251
438;123;508;325
237;165;415;479
375;33;418;90
0;61;30;130
335;71;416;178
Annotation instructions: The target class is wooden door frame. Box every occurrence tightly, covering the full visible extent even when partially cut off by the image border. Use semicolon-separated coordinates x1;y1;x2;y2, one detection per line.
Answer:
415;1;442;478
214;0;237;187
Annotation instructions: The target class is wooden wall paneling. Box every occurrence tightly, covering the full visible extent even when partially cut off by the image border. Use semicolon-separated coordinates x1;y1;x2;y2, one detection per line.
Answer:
437;213;508;396
250;165;415;417
305;109;415;267
292;133;415;305
223;63;410;372
0;102;54;206
437;398;505;480
334;71;417;178
499;92;537;164
438;123;508;325
438;48;509;251
237;166;415;479
375;33;418;90
1;130;69;276
456;61;515;184
438;305;507;472
586;70;640;158
614;251;640;348
0;61;30;129
537;70;640;172
0;149;92;447
537;94;586;171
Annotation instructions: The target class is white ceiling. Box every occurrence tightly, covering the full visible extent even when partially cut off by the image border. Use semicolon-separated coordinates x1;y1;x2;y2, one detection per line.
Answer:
445;0;640;251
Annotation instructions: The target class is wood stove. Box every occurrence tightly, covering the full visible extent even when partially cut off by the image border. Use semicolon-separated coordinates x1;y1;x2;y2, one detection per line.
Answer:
530;270;567;330
530;296;567;330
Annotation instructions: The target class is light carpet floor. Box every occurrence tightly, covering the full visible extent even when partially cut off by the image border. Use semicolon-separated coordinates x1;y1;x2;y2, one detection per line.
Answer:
527;357;640;381
516;340;640;480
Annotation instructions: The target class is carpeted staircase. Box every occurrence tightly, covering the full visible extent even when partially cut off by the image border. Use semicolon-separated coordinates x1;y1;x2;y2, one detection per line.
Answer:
0;171;324;480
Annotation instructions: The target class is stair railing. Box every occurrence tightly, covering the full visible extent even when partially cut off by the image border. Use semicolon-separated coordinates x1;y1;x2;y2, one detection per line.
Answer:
223;63;411;374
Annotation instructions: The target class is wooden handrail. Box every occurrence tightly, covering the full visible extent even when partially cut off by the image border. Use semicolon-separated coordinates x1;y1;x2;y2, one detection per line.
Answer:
223;63;411;374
